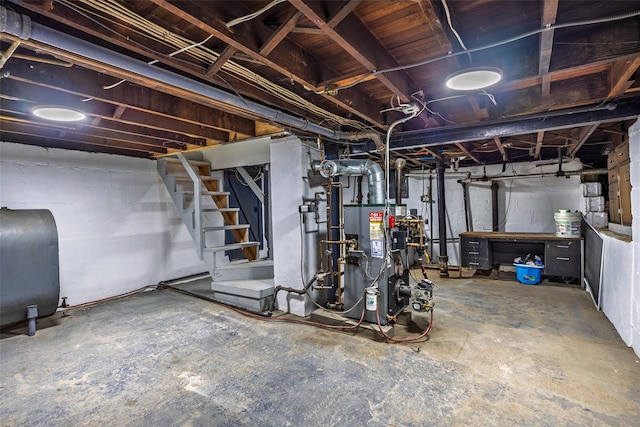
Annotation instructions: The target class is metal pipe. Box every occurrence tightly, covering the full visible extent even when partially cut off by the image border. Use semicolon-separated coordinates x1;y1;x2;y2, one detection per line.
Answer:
317;159;385;204
428;173;434;260
436;159;449;278
27;305;37;337
461;181;471;232
356;176;363;204
457;168;609;183
491;181;499;232
329;178;341;304
395;159;406;205
0;6;383;147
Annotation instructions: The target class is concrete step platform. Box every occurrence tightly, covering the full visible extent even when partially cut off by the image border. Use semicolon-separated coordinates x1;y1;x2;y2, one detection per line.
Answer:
214;259;274;281
211;279;274;313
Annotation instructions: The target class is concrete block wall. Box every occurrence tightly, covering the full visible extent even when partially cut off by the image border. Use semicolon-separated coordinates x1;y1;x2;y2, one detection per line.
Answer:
0;142;206;306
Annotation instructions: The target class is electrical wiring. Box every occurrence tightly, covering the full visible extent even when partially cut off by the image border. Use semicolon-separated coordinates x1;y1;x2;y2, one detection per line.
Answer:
60;0;372;132
441;0;471;65
102;34;217;90
226;0;286;28
310;294;364;315
411;92;456;125
333;9;640;91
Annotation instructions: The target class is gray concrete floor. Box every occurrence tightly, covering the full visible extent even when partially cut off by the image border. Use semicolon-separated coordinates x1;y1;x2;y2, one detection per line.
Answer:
1;271;639;426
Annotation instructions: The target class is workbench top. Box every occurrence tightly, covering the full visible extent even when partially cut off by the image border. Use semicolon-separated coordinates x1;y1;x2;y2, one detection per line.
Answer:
459;231;582;241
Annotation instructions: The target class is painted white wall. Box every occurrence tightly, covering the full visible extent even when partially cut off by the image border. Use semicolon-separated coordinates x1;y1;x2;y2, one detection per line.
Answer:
270;137;326;316
600;119;639;357
631;119;640;357
403;160;583;264
0;142;206;306
601;235;634;344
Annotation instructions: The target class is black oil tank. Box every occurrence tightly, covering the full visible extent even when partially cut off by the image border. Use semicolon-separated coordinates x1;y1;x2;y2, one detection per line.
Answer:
0;208;60;326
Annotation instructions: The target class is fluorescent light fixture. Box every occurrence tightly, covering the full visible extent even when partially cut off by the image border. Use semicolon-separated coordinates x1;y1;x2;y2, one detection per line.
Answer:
32;106;86;122
445;67;503;91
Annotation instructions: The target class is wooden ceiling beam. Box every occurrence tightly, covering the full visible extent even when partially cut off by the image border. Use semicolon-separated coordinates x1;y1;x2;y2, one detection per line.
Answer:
1;101;206;150
500;54;640;93
0;129;152;158
568;123;600;157
455;143;481;164
492;73;610;118
13;0;382;129
607;57;640;100
287;0;414;102
415;0;487;124
493;137;507;161
259;12;302;56
0;116;169;154
327;0;362;28
2;64;240;139
206;46;237;77
1;81;229;144
148;0;386;128
538;0;559;97
534;131;544;159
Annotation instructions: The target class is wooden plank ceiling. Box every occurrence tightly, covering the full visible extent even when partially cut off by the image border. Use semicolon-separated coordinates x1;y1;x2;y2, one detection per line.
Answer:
1;0;639;168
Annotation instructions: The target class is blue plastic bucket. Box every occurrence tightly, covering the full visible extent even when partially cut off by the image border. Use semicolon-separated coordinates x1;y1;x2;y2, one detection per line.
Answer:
514;264;543;285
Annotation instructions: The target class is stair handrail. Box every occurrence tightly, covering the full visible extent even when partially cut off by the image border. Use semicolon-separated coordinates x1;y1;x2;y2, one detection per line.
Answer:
176;153;204;259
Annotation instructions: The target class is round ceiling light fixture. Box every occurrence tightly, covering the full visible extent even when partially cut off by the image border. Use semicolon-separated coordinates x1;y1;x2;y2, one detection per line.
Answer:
445;67;503;91
32;106;86;122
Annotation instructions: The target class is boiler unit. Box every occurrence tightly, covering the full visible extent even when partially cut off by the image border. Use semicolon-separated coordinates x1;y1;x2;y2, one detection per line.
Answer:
342;204;410;325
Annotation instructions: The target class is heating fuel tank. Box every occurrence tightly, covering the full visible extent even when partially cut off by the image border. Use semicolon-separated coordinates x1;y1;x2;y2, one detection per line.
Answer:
0;208;60;326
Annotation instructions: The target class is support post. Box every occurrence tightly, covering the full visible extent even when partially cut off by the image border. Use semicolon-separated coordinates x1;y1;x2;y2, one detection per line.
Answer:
491;181;499;232
436;159;449;278
462;181;472;232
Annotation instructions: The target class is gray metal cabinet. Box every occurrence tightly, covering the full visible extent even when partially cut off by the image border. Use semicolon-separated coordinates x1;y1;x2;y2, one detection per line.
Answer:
544;240;581;278
460;236;492;270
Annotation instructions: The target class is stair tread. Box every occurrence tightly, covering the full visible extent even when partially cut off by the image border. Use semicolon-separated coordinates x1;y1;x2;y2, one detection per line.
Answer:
182;190;230;196
203;224;250;231
197;207;240;213
165;158;210;167
173;174;216;181
204;242;260;252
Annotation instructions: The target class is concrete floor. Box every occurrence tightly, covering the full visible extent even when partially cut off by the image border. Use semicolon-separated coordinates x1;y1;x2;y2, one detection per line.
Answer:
1;272;639;426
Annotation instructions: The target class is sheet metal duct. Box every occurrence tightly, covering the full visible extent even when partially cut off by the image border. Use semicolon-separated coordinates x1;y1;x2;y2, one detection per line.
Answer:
0;208;60;326
317;159;385;204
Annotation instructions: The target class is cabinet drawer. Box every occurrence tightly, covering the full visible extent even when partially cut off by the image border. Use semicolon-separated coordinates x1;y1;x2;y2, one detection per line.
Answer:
545;241;580;257
460;237;491;269
461;238;489;254
544;240;581;278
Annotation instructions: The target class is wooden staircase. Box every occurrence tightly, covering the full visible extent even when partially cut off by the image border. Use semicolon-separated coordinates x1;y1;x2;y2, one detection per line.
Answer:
157;152;274;313
157;153;259;267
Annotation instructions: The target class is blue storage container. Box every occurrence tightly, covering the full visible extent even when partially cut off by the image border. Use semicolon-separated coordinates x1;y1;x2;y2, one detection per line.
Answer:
514;264;543;285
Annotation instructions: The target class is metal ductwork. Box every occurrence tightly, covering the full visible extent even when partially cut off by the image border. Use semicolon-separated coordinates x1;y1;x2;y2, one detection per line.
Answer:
316;159;385;204
0;6;384;149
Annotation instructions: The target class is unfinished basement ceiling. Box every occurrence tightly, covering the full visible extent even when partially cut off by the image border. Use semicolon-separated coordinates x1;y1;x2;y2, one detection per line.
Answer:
1;0;639;168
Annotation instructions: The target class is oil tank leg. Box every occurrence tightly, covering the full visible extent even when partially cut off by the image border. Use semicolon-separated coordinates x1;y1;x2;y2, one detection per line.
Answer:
27;305;38;336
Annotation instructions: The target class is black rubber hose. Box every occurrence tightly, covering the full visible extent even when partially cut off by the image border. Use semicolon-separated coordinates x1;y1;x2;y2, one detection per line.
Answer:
158;283;273;317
